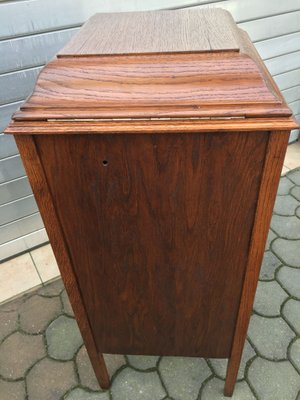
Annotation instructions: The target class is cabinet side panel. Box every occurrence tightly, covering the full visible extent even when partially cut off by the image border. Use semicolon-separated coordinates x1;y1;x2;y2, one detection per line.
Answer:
14;135;110;388
225;130;289;395
35;132;268;357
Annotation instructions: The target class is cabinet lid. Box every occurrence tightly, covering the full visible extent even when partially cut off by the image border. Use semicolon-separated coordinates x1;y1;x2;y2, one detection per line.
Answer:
5;9;298;134
58;9;240;56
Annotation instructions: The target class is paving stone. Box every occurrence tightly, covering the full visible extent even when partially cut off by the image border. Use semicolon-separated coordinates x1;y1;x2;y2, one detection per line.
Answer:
159;357;211;400
46;315;83;360
104;354;126;377
248;315;294;360
61;289;74;317
111;367;166;400
127;355;159;370
289;338;300;371
201;377;255;400
259;251;281;280
19;294;61;334
0;379;26;400
0;296;25;312
273;195;299;216
282;299;300;334
26;357;77;400
209;340;255;380
0;332;45;379
76;345;100;391
248;357;300;400
291;185;300;201
277;266;300;298
65;388;109;400
38;278;64;297
297;206;300;218
253;281;288;316
272;239;300;267
277;176;294;195
265;230;277;250
271;215;300;239
0;310;18;342
287;169;300;185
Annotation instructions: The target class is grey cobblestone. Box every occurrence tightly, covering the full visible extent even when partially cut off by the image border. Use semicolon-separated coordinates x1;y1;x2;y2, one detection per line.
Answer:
0;310;18;342
104;354;126;378
0;379;26;400
76;345;100;391
259;251;281;281
273;194;299;215
289;338;300;372
265;230;277;250
38;279;64;297
282;299;300;334
209;340;255;380
253;280;288;316
0;296;25;312
19;294;61;334
272;239;300;267
159;357;211;400
277;266;300;298
201;378;255;400
277;176;294;195
271;215;300;239
61;289;75;317
65;388;110;400
26;357;77;400
111;368;166;400
46;315;83;360
287;169;300;185
247;357;300;400
247;315;294;360
0;332;45;379
291;185;300;201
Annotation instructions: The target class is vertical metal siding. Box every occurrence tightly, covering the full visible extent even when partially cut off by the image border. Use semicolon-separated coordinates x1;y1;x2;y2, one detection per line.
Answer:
0;0;299;261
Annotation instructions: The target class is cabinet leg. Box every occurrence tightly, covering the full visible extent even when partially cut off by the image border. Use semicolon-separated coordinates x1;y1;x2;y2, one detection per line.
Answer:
95;353;110;389
224;354;241;397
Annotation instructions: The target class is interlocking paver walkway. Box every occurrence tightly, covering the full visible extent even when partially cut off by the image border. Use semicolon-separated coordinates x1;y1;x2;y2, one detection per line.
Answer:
0;168;300;400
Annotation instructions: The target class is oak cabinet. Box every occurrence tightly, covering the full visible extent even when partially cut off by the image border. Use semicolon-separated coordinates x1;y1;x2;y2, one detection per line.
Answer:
5;9;297;396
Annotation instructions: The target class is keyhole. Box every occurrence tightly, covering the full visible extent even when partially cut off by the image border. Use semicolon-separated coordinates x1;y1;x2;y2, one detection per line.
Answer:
102;160;108;166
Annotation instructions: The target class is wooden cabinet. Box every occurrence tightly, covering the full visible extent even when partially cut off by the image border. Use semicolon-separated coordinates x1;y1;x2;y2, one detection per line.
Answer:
5;9;297;396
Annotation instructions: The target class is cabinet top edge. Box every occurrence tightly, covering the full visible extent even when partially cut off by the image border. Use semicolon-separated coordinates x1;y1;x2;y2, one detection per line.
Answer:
5;10;296;130
5;117;298;135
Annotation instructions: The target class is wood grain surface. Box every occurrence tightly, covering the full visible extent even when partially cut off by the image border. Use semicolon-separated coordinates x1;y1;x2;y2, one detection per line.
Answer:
9;52;292;126
58;9;240;56
15;135;110;389
35;131;267;357
224;130;290;396
5;9;296;396
6;117;298;135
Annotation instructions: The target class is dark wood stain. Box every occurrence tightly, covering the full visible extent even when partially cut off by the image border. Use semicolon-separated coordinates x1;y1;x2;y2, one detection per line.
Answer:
36;131;267;357
6;9;296;396
15;135;110;389
224;130;290;395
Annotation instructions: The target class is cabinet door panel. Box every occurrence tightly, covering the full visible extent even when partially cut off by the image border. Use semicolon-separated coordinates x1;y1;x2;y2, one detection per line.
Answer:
36;131;267;357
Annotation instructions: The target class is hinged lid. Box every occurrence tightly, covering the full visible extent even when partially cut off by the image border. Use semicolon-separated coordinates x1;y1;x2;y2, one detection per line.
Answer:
58;9;240;56
5;9;298;134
